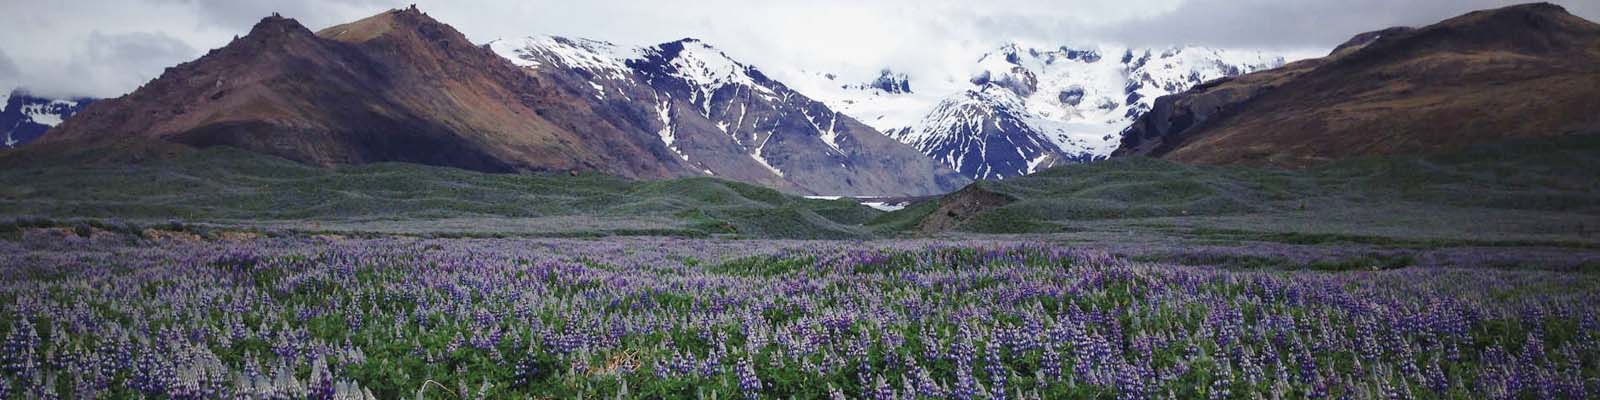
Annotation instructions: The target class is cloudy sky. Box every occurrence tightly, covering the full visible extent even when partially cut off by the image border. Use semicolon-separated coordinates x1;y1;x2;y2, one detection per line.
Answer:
2;0;1596;98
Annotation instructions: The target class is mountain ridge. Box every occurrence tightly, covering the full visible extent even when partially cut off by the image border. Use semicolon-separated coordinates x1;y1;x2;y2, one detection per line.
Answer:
20;7;965;196
488;34;968;195
1116;2;1600;167
1;88;93;149
793;43;1283;180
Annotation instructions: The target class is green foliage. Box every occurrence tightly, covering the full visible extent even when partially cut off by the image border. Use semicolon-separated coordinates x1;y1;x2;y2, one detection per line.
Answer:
892;136;1600;247
0;147;880;239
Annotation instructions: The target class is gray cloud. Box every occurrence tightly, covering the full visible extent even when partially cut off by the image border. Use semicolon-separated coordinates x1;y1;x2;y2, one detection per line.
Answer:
1;0;1596;98
1102;0;1599;50
0;49;18;86
154;0;398;34
16;31;195;99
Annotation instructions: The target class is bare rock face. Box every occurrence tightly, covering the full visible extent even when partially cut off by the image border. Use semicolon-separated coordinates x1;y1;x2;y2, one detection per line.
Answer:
1116;3;1600;167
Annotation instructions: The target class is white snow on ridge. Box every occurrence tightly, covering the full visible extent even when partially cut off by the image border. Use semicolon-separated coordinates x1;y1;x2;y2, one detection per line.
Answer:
655;97;690;162
750;133;784;178
488;36;637;80
643;40;785;119
791;42;1284;160
782;69;949;136
804;109;844;154
19;100;78;127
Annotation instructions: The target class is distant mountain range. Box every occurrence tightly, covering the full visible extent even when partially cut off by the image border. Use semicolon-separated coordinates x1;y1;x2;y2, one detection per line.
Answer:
1116;2;1600;167
7;2;1598;198
1;89;93;148
794;45;1283;179
485;36;967;195
28;7;963;196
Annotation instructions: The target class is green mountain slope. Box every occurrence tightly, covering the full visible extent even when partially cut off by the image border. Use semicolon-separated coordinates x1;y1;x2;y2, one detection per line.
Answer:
875;135;1600;246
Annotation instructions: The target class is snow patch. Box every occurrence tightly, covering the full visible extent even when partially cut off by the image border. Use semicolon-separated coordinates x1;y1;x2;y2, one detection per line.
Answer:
804;109;844;154
750;133;784;178
794;43;1283;161
19;100;77;127
655;98;690;162
1027;153;1053;175
487;36;638;83
862;202;908;212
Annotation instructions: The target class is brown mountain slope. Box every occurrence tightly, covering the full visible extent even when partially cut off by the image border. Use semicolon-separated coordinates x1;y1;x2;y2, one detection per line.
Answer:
37;7;686;178
1115;3;1600;167
26;7;962;196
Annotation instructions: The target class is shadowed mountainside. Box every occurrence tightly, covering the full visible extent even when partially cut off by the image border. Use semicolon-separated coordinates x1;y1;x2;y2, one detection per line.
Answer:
1116;3;1600;167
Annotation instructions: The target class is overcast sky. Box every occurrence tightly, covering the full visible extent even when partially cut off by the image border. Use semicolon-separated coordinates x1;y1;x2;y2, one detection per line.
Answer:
2;0;1596;98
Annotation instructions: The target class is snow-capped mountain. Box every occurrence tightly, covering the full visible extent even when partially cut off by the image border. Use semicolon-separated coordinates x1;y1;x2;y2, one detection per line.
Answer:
793;44;1284;180
2;89;94;148
488;36;967;195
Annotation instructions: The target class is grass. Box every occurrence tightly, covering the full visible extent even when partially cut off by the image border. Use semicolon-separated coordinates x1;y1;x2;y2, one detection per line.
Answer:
870;135;1600;247
0;147;878;239
4;135;1598;246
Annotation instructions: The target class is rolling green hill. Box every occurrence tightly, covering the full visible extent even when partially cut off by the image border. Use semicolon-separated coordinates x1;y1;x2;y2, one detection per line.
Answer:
3;135;1596;246
873;135;1600;247
0;147;877;239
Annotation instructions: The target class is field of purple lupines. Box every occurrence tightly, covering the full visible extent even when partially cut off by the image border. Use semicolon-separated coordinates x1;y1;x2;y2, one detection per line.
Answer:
2;237;1598;399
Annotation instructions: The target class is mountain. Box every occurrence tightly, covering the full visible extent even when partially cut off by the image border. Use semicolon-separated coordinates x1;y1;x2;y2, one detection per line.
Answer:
28;7;963;196
37;7;679;177
793;45;1282;180
1;89;94;148
486;36;967;195
1116;3;1600;167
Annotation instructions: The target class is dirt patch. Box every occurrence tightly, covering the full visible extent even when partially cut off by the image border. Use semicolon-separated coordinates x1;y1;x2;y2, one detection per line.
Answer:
215;231;263;241
916;186;1015;234
142;229;203;242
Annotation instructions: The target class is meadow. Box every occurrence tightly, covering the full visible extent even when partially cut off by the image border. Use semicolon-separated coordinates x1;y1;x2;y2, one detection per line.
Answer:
2;236;1596;399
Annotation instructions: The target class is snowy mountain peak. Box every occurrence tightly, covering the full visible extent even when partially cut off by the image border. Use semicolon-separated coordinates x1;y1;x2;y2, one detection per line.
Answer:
847;69;912;94
792;42;1286;181
637;38;770;94
488;35;966;195
487;36;637;78
2;88;95;148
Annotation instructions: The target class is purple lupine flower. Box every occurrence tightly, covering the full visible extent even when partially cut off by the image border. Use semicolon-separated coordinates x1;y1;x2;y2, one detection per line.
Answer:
1041;345;1062;383
307;355;335;400
737;356;762;400
1424;357;1448;395
985;347;1008;400
1209;376;1231;400
868;374;897;400
953;359;977;400
1;319;39;378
